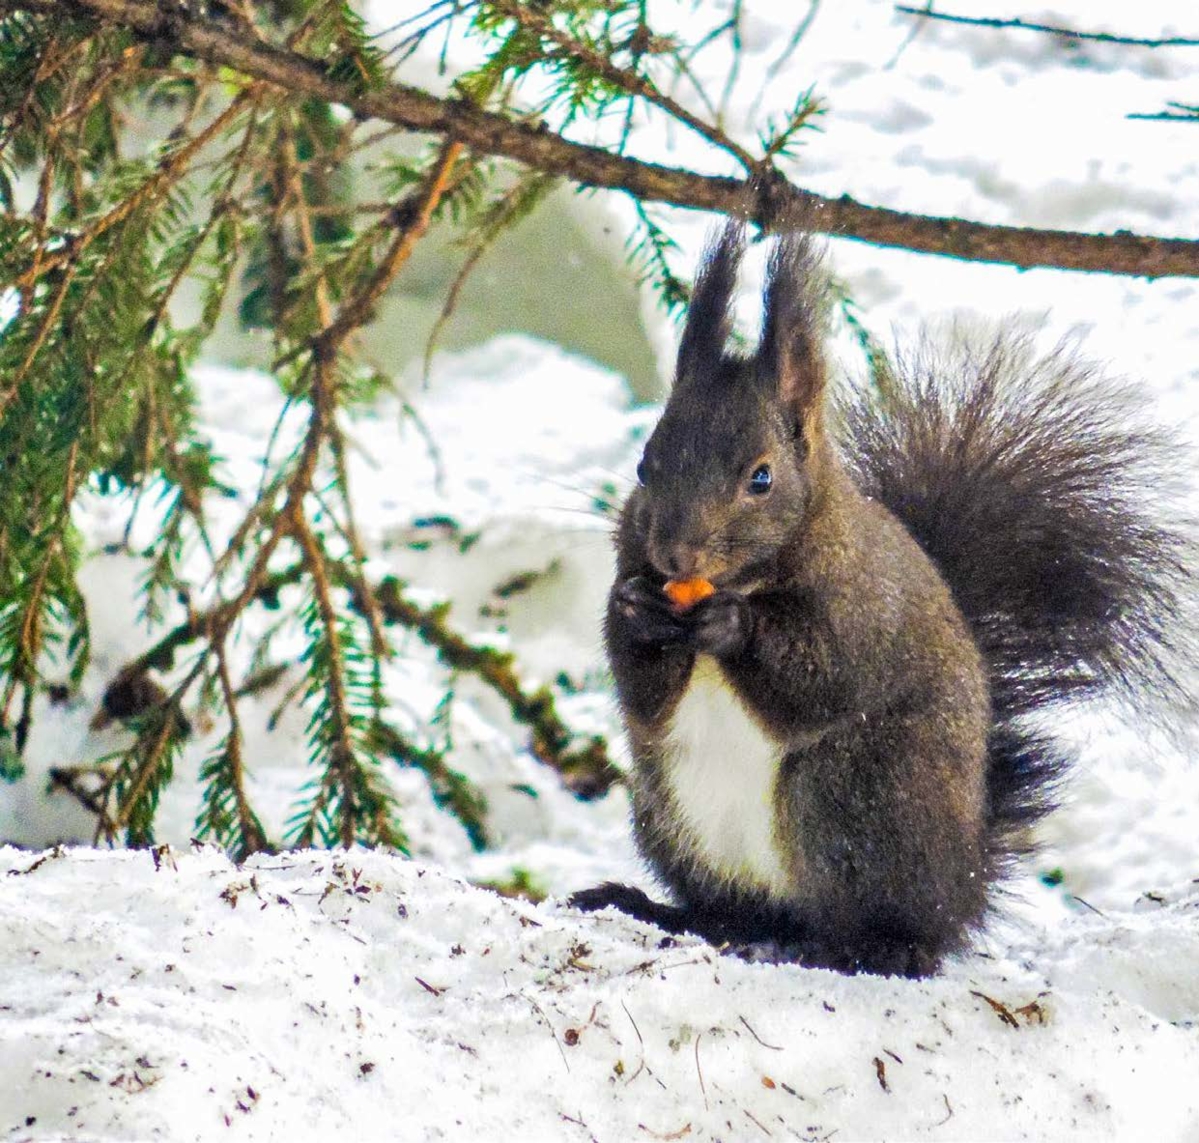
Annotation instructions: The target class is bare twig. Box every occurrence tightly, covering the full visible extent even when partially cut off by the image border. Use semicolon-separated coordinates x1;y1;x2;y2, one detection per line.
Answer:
1129;102;1199;122
764;1;822;85
48;766;115;830
894;7;1199;49
738;1014;783;1050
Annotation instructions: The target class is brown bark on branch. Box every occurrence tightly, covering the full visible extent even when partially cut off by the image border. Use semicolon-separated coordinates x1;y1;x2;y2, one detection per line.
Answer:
49;0;1199;278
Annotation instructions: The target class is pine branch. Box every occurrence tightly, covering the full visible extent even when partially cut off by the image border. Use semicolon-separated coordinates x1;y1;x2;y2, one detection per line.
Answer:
45;0;1199;277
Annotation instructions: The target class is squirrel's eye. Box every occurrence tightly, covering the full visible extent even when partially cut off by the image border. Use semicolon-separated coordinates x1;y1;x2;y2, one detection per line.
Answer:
748;464;772;495
636;457;648;486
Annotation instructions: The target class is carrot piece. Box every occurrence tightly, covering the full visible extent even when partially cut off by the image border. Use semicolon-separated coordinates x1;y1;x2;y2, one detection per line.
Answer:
663;577;716;610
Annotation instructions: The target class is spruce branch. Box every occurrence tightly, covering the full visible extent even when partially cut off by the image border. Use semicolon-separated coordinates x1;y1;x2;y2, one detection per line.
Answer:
289;137;464;848
423;167;558;381
42;0;1199;277
8;0;1193;861
0;439;81;753
11;84;257;296
372;720;488;852
1;86;259;421
100;655;202;844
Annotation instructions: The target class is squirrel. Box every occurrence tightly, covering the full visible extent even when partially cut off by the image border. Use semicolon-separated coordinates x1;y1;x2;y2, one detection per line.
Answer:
569;223;1194;978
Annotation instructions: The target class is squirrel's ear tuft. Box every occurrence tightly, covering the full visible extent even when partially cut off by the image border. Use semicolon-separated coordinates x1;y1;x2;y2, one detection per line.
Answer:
759;232;828;416
676;221;745;385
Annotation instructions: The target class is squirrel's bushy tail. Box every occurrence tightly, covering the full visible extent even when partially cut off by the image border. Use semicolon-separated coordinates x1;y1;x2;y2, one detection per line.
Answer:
839;333;1195;859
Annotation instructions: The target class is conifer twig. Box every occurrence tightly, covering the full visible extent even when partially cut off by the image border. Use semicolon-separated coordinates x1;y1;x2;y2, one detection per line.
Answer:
211;639;270;856
12;87;255;293
313;138;464;357
487;0;758;172
289;499;358;848
370;578;615;797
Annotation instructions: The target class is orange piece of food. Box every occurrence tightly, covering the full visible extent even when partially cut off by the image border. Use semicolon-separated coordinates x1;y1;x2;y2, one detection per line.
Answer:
663;577;716;611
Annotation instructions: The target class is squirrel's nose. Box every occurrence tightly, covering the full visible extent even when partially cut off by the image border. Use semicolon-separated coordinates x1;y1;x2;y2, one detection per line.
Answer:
652;539;700;581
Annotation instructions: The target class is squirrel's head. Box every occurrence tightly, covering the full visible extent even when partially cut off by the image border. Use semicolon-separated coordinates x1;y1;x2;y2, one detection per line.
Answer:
629;223;832;590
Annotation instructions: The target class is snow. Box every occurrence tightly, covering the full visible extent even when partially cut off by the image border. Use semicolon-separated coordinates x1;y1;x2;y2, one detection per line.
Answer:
4;1;1199;1140
3;846;1197;1142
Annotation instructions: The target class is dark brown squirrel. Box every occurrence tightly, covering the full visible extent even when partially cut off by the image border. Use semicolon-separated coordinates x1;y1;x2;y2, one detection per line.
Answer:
569;223;1195;978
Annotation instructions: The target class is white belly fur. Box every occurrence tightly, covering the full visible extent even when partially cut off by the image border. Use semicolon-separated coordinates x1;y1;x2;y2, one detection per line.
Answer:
663;655;791;898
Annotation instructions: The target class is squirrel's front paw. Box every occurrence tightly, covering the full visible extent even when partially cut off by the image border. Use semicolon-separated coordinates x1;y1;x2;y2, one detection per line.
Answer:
691;592;752;657
611;576;689;647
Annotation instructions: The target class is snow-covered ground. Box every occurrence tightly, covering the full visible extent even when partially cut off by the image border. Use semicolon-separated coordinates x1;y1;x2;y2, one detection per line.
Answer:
3;2;1199;1140
2;846;1197;1142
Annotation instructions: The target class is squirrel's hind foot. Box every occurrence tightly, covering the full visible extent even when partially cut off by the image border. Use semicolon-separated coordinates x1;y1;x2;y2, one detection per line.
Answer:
569;884;946;978
567;882;693;936
726;935;942;979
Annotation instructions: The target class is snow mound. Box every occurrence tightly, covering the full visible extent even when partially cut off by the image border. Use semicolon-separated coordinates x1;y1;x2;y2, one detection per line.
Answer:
2;846;1197;1142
